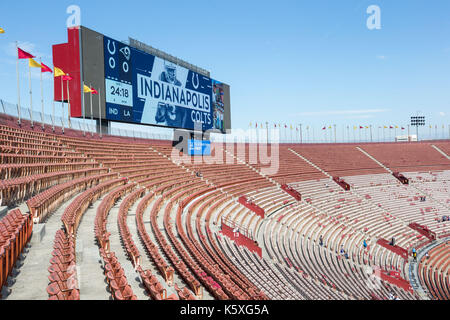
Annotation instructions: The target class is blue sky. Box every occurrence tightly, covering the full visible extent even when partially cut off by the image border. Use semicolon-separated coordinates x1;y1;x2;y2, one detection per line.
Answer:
1;0;449;140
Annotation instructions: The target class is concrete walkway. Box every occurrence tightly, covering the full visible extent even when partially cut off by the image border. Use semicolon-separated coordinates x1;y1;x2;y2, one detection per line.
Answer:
76;195;111;300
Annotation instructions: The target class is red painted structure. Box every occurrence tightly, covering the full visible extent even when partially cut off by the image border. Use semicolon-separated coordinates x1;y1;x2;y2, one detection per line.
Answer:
408;222;436;241
281;184;301;201
238;196;265;219
52;27;82;117
220;219;262;258
393;172;409;185
333;177;351;191
377;238;409;260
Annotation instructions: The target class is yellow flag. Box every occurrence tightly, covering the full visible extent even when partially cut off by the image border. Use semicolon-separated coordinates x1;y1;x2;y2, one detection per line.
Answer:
83;84;93;93
353;126;357;130
249;122;252;128
29;58;42;68
0;27;5;34
54;67;65;77
384;126;388;129
328;126;332;129
395;125;399;129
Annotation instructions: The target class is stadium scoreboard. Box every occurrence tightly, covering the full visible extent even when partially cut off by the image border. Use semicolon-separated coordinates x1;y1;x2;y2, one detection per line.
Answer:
53;26;231;133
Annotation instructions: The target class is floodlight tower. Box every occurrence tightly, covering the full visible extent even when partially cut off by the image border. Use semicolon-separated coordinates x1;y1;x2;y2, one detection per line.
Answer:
410;113;425;142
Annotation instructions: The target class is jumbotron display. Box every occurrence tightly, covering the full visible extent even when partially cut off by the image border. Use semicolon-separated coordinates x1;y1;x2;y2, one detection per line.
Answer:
52;26;231;133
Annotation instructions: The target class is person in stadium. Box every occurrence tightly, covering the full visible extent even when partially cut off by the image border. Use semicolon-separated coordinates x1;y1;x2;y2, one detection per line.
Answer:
319;235;323;246
363;239;368;250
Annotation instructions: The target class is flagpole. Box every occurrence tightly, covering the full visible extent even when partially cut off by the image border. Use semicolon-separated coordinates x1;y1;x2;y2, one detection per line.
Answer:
82;82;86;136
98;88;102;138
52;78;55;132
28;62;33;128
40;58;44;130
67;76;71;128
16;42;21;126
90;85;93;137
61;75;64;134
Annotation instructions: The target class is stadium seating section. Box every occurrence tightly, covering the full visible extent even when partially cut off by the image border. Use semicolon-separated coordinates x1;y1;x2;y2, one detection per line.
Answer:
0;116;449;300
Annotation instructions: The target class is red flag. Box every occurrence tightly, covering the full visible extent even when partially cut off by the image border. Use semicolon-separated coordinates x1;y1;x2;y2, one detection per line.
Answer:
322;127;326;130
18;47;35;59
41;62;52;73
360;126;363;129
91;88;98;95
390;126;393;129
401;127;405;130
62;75;72;81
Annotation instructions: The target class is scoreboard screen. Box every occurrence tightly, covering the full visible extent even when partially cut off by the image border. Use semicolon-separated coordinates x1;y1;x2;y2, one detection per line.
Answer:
54;26;231;132
103;36;224;132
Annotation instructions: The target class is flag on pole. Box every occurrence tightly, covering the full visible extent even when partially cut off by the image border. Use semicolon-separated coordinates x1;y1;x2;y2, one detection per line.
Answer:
360;126;363;129
91;88;98;95
0;27;5;34
41;63;52;73
83;84;93;93
395;125;399;129
322;126;326;130
62;75;72;81
389;126;393;129
28;58;42;68
328;126;332;129
18;47;35;59
401;127;405;130
54;67;65;77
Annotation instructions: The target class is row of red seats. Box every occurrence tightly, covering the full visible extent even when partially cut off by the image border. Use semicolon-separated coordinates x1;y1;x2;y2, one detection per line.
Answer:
0;144;82;158
0;162;99;180
47;230;79;300
0;209;33;297
99;248;137;300
0;152;89;165
161;185;231;300
117;188;145;268
0;167;108;207
148;196;204;298
61;177;127;236
94;183;138;300
27;172;116;223
119;188;192;300
187;191;269;300
95;183;136;253
135;193;175;290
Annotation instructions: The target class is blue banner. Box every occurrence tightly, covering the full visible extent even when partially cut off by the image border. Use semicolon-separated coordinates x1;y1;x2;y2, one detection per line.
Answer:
188;140;211;156
103;36;222;132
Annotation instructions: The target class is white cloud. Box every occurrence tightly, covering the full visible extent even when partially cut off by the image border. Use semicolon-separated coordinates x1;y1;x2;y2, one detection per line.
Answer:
376;55;386;60
439;112;446;117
